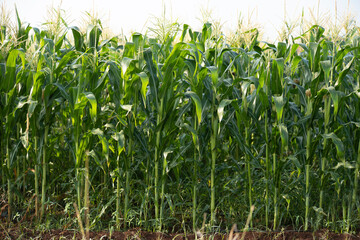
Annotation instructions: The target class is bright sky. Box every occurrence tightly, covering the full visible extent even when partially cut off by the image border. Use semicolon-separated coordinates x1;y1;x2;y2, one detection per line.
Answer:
3;0;360;41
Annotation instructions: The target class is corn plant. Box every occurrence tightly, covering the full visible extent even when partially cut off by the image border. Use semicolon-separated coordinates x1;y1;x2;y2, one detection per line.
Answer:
1;10;360;235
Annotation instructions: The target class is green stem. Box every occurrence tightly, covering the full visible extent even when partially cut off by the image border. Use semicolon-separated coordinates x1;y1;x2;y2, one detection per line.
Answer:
342;198;346;231
154;98;164;230
265;110;270;229
0;132;3;188
193;118;198;233
16;124;20;204
349;139;360;232
159;149;166;231
305;164;310;231
75;136;82;211
192;151;197;233
273;153;278;231
305;127;311;231
40;125;49;220
192;118;200;232
5;94;11;223
6;134;11;223
210;95;217;229
320;97;330;210
154;131;160;229
346;194;351;233
116;153;121;230
76;168;82;211
34;136;39;219
145;150;150;229
124;135;132;229
84;150;90;239
245;127;252;228
305;94;313;230
24;151;27;196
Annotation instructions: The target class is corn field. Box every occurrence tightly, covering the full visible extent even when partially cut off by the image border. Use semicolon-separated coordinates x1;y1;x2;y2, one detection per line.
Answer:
1;11;360;235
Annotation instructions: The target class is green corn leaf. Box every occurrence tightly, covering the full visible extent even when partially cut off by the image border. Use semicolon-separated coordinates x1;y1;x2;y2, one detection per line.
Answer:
336;56;355;86
287;155;301;176
91;128;104;136
315;26;325;41
54;50;76;77
91;128;109;164
84;92;97;123
52;82;70;102
112;130;125;154
185;91;202;124
309;42;320;72
271;58;284;95
273;95;286;122
132;32;144;52
334;161;355;170
121;57;133;78
163;148;173;160
240;80;251;97
286;43;299;62
247;28;259;51
258;88;269;109
297;43;309;52
95;65;110;90
181;123;197;138
144;48;159;105
28;100;38;118
40;37;55;53
320;60;331;78
87;25;102;49
277;42;287;58
137;72;149;103
201;22;212;45
312;207;327;216
88;150;105;173
323;133;345;159
78;132;90;164
218;99;233;123
70;26;83;51
16;99;32;110
120;105;132;113
291;56;302;75
43;84;53;108
279;123;289;150
3;49;26;92
208;66;218;86
123;42;135;58
161;42;186;93
15;6;22;34
180;24;189;42
328;86;344;117
335;47;357;66
55;34;65;53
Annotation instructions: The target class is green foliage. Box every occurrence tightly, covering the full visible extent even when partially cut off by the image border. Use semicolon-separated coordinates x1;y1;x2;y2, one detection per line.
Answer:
0;12;360;236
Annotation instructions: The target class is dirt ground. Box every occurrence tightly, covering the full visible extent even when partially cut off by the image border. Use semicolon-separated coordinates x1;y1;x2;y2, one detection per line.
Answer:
1;227;360;240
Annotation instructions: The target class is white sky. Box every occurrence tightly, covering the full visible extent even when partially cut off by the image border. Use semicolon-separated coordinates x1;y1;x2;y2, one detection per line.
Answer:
3;0;360;41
